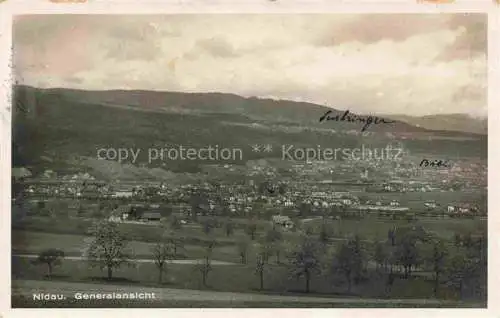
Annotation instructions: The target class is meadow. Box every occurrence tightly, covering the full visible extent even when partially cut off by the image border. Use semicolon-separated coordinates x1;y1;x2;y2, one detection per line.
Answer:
12;202;487;308
12;256;464;301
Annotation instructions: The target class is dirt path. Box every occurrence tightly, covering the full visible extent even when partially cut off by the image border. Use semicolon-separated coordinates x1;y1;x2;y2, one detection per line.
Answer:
13;254;236;265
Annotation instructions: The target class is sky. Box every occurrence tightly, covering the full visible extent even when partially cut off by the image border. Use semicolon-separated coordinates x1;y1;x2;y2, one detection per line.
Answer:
13;14;487;117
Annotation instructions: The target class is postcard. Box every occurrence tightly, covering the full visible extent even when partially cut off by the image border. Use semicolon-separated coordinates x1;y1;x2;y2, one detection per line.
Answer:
2;4;496;314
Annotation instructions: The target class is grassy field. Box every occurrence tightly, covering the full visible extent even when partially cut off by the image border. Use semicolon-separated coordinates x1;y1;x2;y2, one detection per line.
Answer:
12;256;466;301
12;278;482;308
299;215;485;241
12;278;481;308
13;212;486;243
13;215;486;267
12;230;250;263
13;210;486;266
12;216;256;246
12;213;487;306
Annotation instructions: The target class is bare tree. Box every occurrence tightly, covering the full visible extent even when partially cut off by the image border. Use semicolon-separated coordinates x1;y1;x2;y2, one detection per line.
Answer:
237;239;249;264
33;248;65;278
445;234;487;300
374;241;390;272
168;235;186;258
265;227;283;264
445;252;474;299
424;238;447;297
159;221;186;257
255;251;266;290
86;220;133;280
196;242;214;287
151;238;175;284
333;236;366;292
394;227;425;278
289;236;321;293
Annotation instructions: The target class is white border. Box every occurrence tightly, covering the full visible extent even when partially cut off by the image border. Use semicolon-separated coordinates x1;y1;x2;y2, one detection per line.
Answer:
0;2;498;318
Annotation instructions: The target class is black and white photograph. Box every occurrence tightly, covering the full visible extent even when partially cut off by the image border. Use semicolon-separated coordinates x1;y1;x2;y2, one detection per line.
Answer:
10;13;488;308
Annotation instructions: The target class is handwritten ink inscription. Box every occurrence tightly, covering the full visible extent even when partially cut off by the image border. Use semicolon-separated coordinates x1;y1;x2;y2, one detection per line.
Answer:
419;159;452;168
319;110;395;132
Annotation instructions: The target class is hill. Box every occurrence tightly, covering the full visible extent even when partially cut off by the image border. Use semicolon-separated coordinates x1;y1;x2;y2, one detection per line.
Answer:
12;85;449;133
389;114;487;135
12;86;487;177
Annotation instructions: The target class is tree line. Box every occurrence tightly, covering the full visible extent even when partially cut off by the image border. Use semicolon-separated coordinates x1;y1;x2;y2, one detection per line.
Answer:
32;219;486;301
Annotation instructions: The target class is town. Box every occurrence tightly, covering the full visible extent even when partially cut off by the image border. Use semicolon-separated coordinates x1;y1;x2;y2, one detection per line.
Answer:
13;153;487;225
12;152;487;307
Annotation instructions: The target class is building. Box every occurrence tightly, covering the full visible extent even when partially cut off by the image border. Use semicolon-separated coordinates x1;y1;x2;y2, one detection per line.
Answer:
272;215;294;229
108;215;122;223
342;199;353;206
114;205;131;220
113;190;134;198
424;202;437;210
141;212;162;222
390;200;400;207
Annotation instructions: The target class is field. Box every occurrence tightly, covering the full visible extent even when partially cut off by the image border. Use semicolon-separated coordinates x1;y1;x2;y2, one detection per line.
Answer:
12;208;487;308
12;257;469;303
13;209;487;261
13;230;246;263
304;215;486;241
12;279;481;308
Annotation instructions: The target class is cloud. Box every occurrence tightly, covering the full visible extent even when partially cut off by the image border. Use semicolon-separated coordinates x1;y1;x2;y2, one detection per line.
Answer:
104;38;162;61
315;14;451;46
190;37;237;59
13;14;487;116
438;14;487;61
